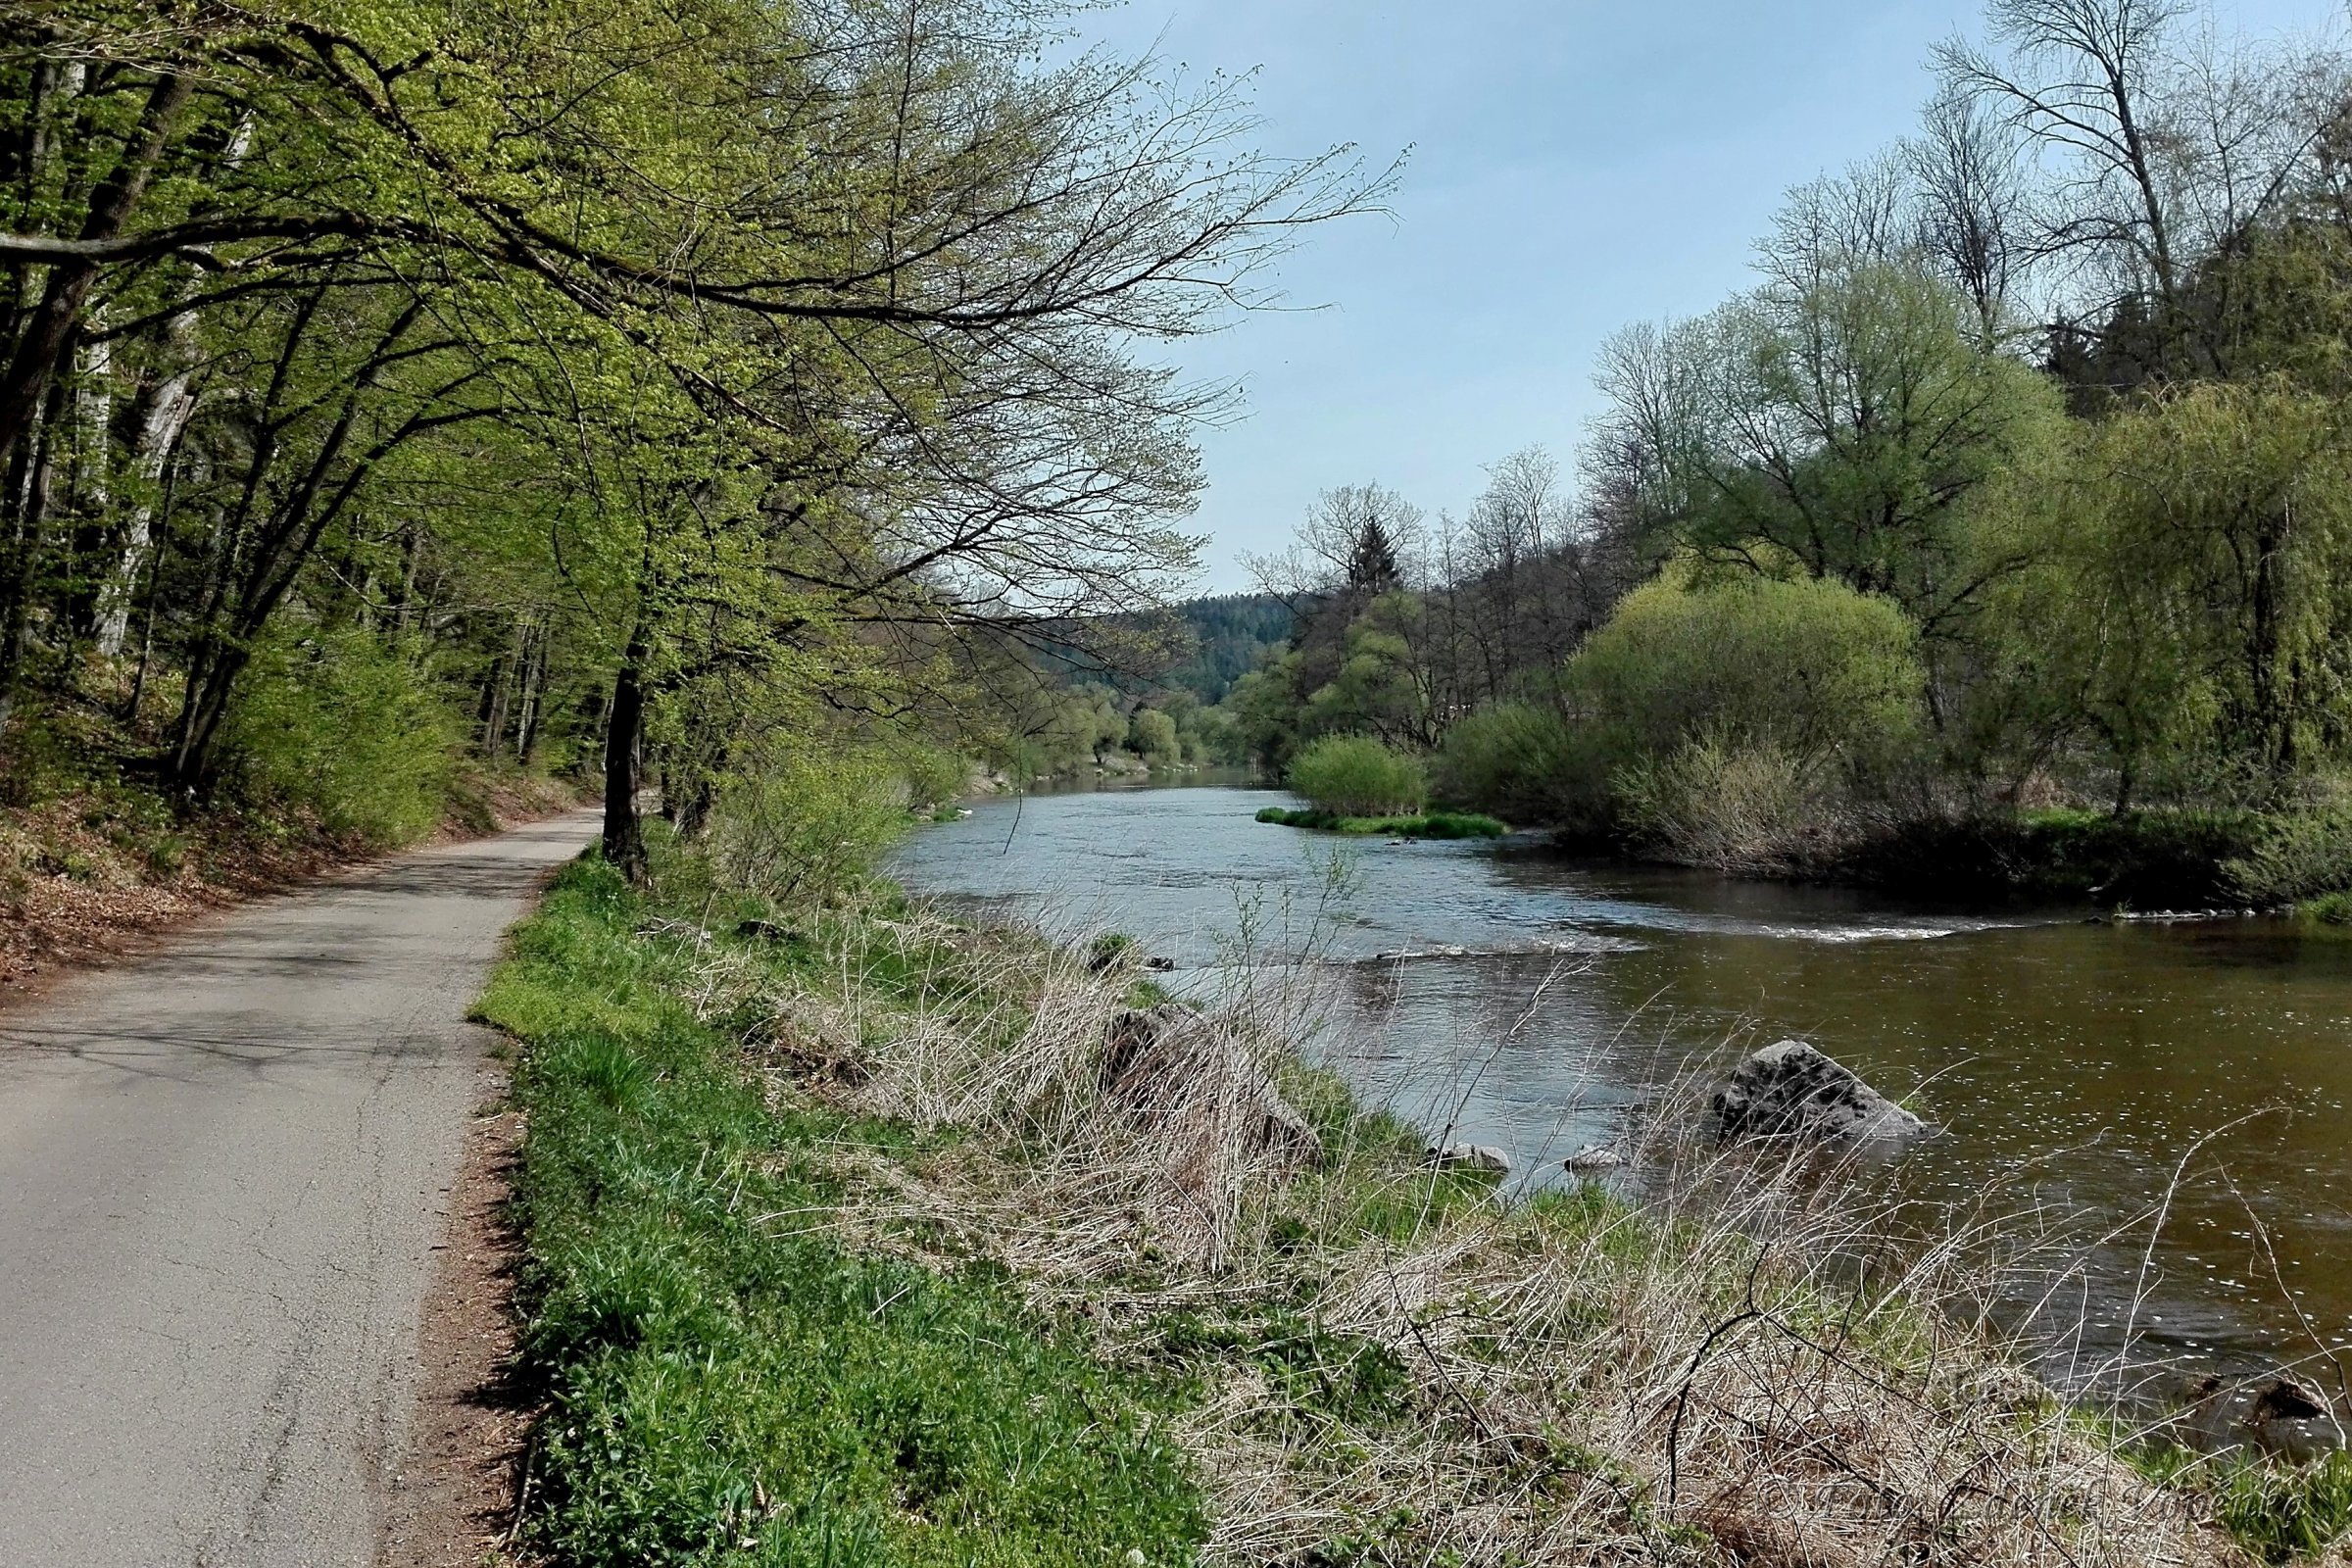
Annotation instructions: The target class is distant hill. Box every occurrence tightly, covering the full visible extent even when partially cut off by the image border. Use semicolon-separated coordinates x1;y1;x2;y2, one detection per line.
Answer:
1162;593;1293;704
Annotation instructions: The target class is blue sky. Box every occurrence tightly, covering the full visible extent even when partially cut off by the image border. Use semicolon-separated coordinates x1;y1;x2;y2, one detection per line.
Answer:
1068;0;2343;591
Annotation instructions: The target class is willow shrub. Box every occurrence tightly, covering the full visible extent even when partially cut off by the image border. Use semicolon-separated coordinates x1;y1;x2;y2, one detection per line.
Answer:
1436;702;1607;828
1566;570;1927;772
221;625;456;846
1284;735;1427;817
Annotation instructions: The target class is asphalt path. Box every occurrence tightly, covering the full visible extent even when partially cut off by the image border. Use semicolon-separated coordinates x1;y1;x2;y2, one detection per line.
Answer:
0;811;597;1567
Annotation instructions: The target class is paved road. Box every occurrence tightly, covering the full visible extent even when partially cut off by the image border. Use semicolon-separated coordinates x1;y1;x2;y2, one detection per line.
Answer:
0;812;596;1568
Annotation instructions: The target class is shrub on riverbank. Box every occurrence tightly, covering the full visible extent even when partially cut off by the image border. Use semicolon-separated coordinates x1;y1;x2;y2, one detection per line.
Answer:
1436;701;1602;828
1849;807;2266;905
1566;571;1928;780
480;841;2274;1567
1284;734;1428;816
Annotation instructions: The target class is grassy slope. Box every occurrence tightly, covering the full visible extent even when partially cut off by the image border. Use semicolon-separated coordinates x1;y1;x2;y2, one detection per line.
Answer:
474;862;1203;1567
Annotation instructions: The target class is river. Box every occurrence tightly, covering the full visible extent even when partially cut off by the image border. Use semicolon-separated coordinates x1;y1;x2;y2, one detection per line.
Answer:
891;779;2352;1385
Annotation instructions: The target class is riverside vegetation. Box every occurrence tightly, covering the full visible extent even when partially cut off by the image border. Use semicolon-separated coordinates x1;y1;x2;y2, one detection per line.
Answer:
12;0;2352;1561
478;800;2352;1566
1197;0;2352;918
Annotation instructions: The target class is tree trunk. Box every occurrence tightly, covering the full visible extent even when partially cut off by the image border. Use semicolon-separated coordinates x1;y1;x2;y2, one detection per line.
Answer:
0;385;65;727
97;311;200;656
601;631;649;880
0;74;193;465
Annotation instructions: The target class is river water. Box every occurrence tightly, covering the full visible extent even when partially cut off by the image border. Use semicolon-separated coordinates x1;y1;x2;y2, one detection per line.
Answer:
891;780;2352;1383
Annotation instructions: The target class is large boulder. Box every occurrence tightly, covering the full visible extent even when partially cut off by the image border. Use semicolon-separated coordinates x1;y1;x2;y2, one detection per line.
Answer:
1712;1040;1924;1144
1101;1006;1323;1169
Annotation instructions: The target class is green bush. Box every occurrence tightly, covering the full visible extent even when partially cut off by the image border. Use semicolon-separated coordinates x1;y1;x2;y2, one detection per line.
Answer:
701;747;912;906
1435;702;1603;826
890;743;972;812
2225;796;2352;905
710;748;913;905
1613;728;1842;871
221;625;457;846
1285;735;1427;817
1127;708;1181;765
1566;571;1927;778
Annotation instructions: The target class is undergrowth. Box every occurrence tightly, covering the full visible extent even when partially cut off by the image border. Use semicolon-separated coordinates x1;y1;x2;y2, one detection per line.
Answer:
477;860;1204;1567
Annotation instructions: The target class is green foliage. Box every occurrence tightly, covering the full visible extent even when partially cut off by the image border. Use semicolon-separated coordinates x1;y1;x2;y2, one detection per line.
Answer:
888;744;972;812
475;862;1207;1567
2224;793;2352;906
1612;259;2067;634
1284;735;1429;817
1160;593;1294;705
1435;702;1601;827
1126;707;1180;765
220;626;457;846
1612;729;1841;871
1566;571;1926;774
710;749;915;905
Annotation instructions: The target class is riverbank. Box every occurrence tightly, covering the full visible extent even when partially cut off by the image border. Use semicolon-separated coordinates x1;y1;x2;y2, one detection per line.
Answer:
475;851;2345;1566
1255;804;1507;838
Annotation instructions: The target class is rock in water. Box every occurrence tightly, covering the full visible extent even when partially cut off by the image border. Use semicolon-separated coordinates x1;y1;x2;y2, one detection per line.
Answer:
1425;1142;1511;1174
1711;1040;1924;1143
1564;1144;1624;1171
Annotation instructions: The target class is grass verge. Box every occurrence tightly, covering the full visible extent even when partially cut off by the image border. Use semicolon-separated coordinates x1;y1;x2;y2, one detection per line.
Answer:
1253;805;1508;839
475;859;1203;1567
481;851;2302;1567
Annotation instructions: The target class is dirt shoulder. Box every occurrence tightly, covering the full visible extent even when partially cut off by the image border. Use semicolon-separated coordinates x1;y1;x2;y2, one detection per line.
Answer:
378;1095;534;1568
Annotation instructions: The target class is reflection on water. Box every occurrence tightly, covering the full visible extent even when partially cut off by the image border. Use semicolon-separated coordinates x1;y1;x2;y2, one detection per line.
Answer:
892;783;2352;1378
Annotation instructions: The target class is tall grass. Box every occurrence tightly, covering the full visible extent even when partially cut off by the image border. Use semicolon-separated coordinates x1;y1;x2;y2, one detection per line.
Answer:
479;848;2309;1567
478;861;1205;1567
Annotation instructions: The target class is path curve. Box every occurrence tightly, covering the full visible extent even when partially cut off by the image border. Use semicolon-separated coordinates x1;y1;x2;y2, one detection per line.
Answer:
0;811;597;1568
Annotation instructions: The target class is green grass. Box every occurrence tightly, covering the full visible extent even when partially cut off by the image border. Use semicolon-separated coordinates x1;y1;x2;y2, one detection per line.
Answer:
2132;1446;2352;1564
475;849;2338;1568
1254;806;1508;839
475;859;1205;1567
2295;890;2352;927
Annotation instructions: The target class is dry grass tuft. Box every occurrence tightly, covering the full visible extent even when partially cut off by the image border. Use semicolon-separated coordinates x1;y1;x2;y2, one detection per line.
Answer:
671;901;2255;1568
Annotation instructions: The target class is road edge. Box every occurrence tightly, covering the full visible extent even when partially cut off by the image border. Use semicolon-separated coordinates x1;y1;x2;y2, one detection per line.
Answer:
376;1068;533;1568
